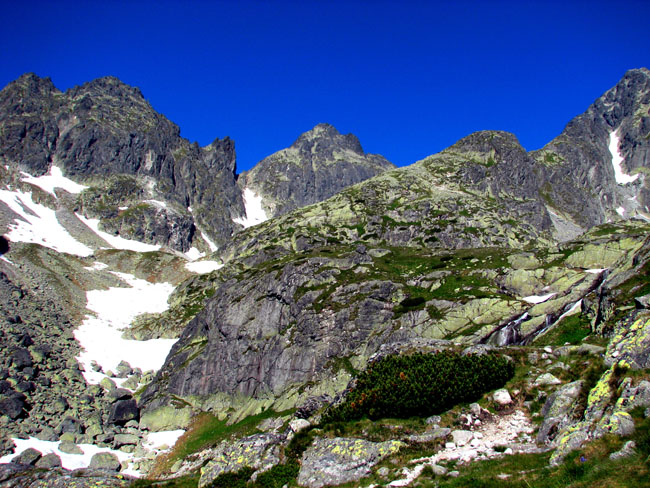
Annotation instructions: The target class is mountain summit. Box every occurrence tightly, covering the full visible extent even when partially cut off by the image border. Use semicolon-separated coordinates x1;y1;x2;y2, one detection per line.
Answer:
237;123;394;218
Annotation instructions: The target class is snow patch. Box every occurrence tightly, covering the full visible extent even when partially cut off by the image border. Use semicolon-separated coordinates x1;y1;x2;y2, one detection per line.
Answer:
76;213;161;252
84;261;109;272
200;229;218;252
143;430;185;452
75;271;176;383
233;188;268;228
0;437;133;472
184;247;205;261
185;260;223;274
0;189;93;256
617;206;626;217
145;199;168;209
20;166;87;195
586;268;607;274
523;293;556;304
609;131;639;185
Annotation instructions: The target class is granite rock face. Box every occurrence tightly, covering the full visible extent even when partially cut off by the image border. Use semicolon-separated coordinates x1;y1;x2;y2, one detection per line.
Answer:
532;68;650;238
238;123;394;218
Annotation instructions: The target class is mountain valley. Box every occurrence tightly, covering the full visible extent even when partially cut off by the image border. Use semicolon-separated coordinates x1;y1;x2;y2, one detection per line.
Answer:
0;69;649;487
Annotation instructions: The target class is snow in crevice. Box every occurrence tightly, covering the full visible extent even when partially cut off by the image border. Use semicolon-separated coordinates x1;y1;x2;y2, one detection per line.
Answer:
76;213;161;252
0;188;93;256
20;165;87;195
233;188;268;228
74;271;176;384
522;293;556;304
616;206;626;217
609;131;639;185
200;229;218;252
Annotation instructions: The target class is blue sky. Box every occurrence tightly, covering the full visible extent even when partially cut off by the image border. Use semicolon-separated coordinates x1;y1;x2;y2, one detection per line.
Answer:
1;0;649;171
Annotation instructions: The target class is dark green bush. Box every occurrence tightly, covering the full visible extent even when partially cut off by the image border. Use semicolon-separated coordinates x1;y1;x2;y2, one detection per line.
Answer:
206;467;255;488
254;461;300;488
324;351;514;422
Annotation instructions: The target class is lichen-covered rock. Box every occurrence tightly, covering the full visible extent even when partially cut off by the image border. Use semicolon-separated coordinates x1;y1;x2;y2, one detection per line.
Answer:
198;433;283;488
297;437;403;488
537;380;583;444
606;311;650;369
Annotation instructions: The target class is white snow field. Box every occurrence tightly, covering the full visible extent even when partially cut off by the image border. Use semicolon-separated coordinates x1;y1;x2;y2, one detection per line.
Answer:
609;131;639;185
20;165;87;195
185;260;223;274
522;292;556;304
233;187;268;228
142;430;185;452
0;188;93;257
76;214;161;252
75;271;176;385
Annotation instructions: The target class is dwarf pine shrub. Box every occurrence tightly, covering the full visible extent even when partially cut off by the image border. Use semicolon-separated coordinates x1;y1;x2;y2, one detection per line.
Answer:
324;351;514;422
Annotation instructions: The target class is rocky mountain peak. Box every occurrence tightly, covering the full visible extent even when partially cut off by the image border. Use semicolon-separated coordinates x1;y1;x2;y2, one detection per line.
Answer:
67;76;147;103
291;123;365;155
238;123;394;218
446;130;525;158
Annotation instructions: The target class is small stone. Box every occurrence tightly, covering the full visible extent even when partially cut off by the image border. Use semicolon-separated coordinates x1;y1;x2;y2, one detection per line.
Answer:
431;464;447;476
534;373;562;386
448;470;460;478
59;441;83;455
610;441;636;460
289;418;311;433
451;430;473;447
445;442;456;449
504;448;513;455
426;415;441;425
469;403;482;416
493;389;512;405
377;467;390;477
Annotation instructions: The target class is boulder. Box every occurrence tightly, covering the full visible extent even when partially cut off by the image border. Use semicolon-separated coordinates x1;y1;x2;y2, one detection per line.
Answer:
35;452;62;468
12;448;42;466
0;394;26;419
89;452;122;471
297;437;403;488
108;399;139;425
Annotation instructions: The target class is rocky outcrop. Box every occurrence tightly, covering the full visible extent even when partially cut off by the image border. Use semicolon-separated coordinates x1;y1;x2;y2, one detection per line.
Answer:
238;123;394;218
0;73;245;250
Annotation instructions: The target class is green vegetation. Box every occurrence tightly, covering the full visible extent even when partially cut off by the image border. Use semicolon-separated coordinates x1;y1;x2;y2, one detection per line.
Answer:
324;352;514;422
150;410;291;477
534;313;592;346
